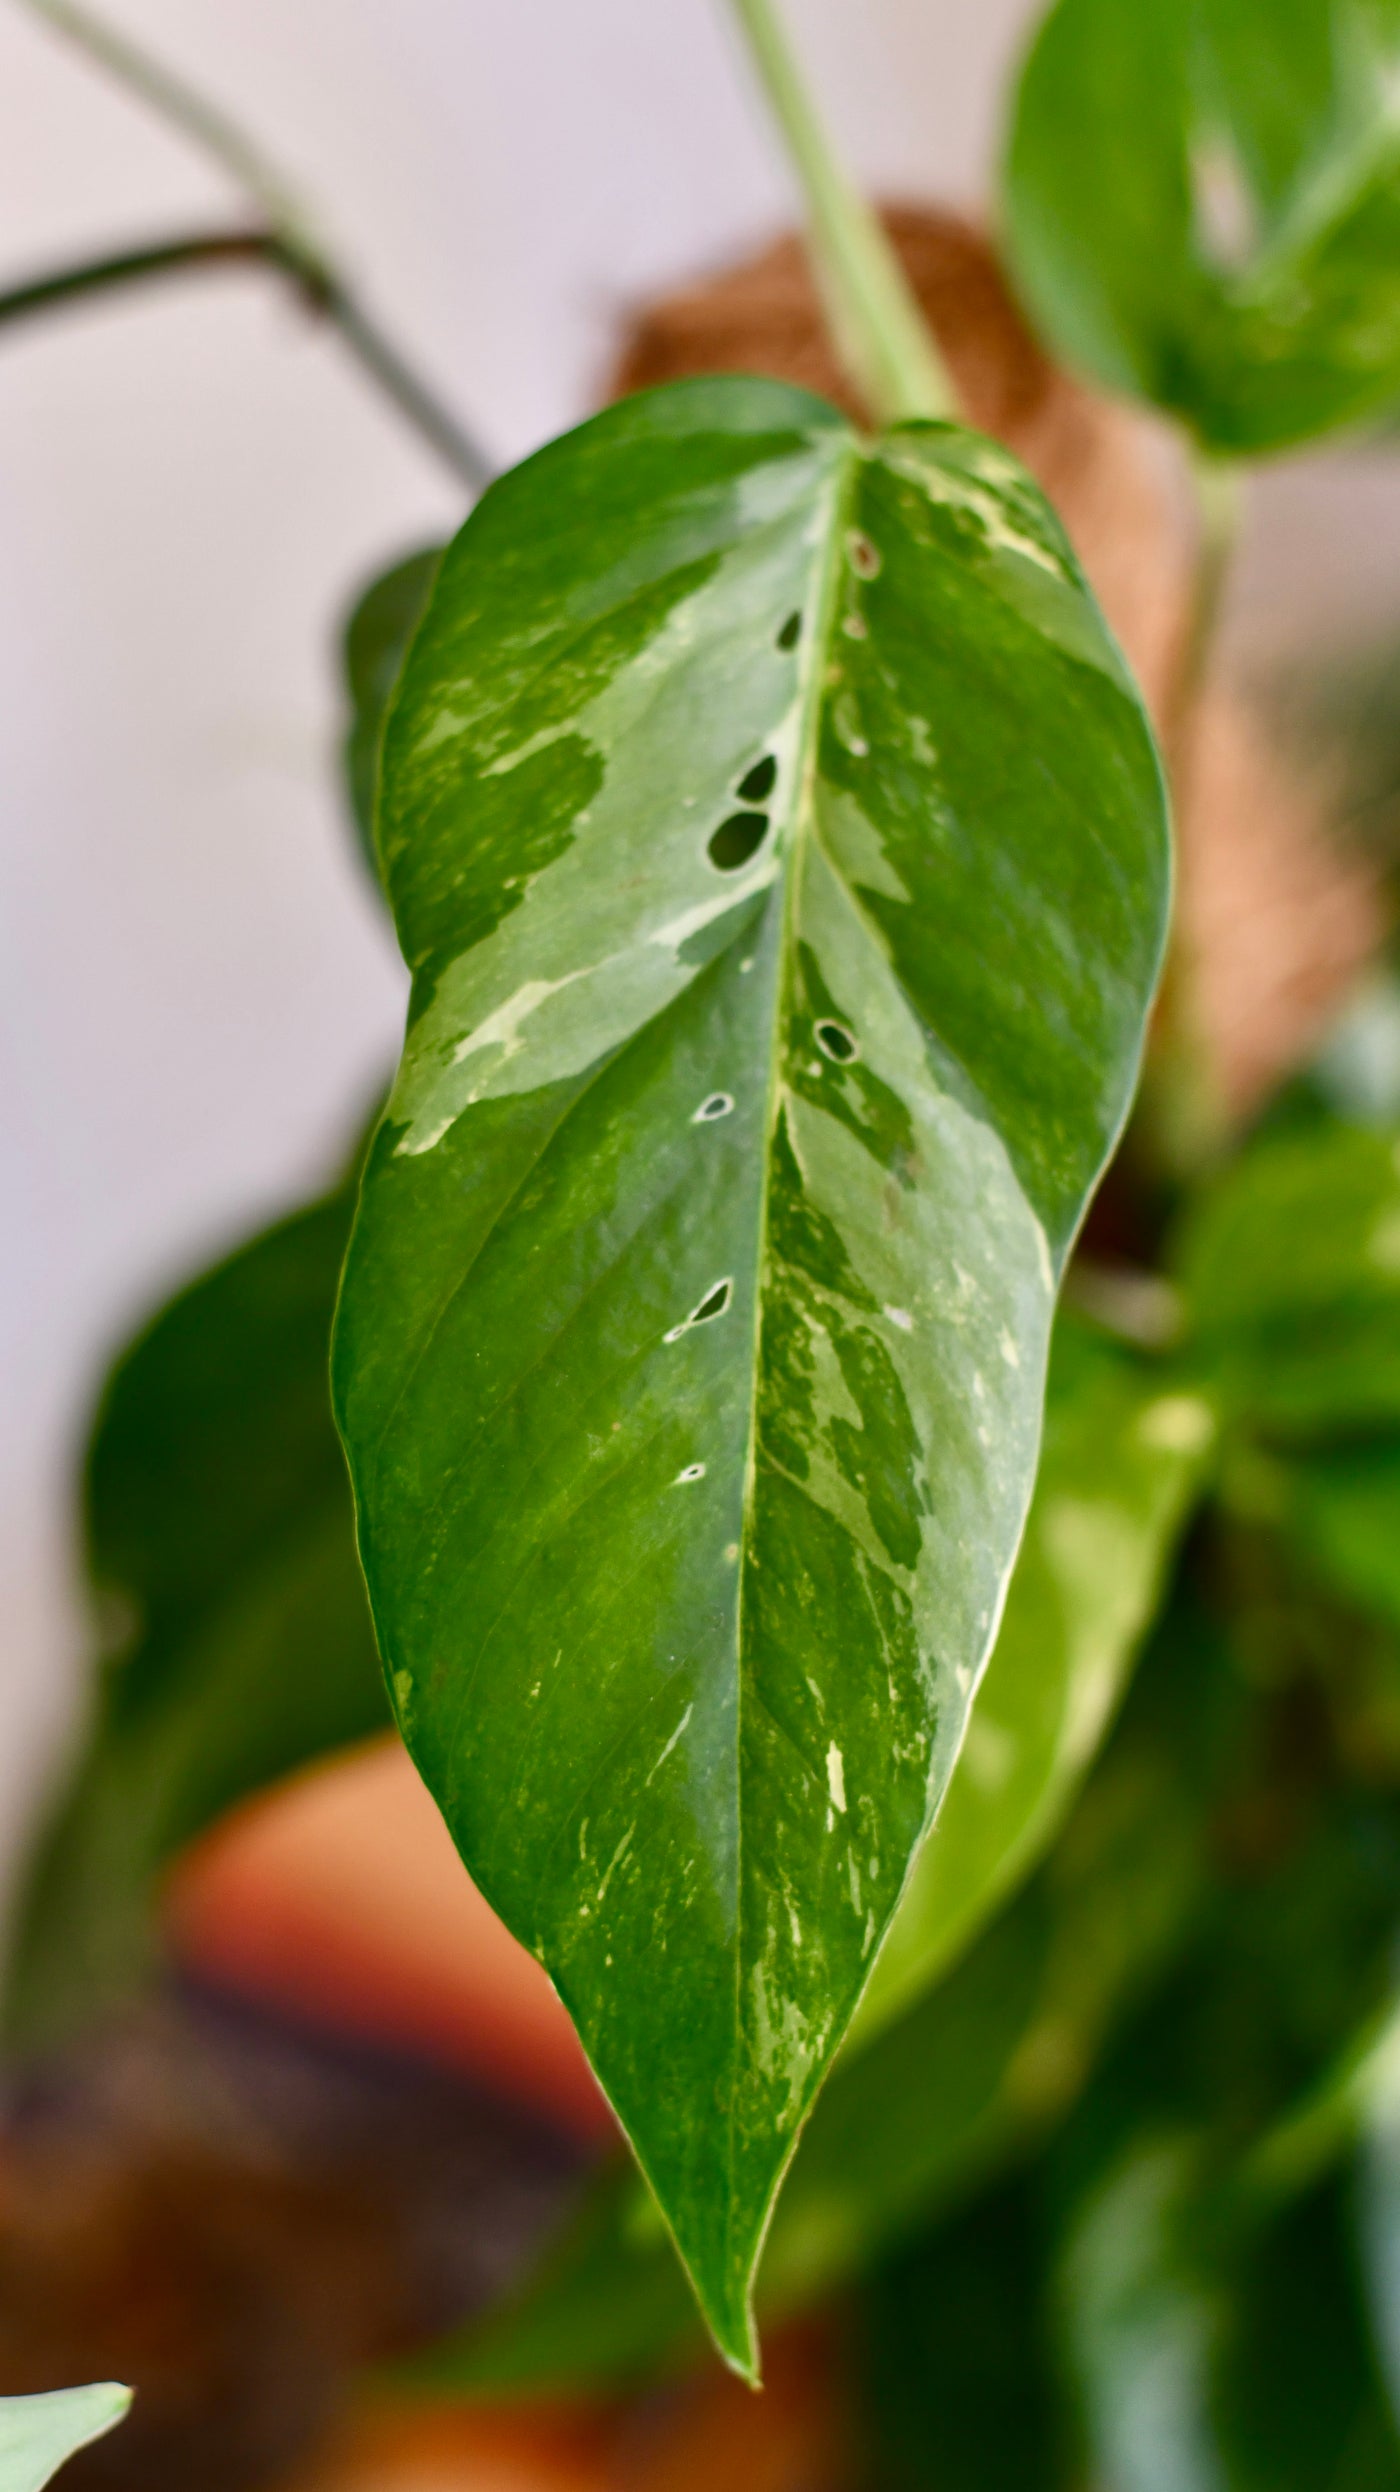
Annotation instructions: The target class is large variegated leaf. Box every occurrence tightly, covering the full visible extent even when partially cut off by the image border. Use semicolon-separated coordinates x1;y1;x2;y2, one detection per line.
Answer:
333;373;1168;2372
1006;0;1400;455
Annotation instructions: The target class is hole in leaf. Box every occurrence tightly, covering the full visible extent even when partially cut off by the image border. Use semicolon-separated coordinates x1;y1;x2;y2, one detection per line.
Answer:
692;1280;731;1323
737;754;778;804
666;1278;733;1341
847;531;881;578
709;811;769;871
816;1020;858;1063
694;1093;734;1123
777;611;802;651
675;1462;706;1485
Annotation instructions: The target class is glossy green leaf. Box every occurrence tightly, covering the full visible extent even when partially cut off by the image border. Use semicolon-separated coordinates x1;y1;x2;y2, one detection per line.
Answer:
849;1323;1214;2050
3;1164;387;2054
1176;1124;1400;1436
334;373;1168;2372
1005;0;1400;455
342;545;442;876
0;2387;131;2492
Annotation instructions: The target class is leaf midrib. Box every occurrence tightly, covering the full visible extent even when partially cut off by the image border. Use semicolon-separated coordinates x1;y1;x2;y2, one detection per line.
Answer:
722;428;863;2340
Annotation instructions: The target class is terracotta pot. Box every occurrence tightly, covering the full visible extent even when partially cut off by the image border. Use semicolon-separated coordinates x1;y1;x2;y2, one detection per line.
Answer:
167;1737;610;2147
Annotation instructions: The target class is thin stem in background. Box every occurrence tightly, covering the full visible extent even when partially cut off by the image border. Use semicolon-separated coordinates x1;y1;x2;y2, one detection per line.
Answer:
7;0;495;493
726;0;955;427
0;227;291;332
15;0;310;240
1165;450;1243;793
1141;449;1245;1183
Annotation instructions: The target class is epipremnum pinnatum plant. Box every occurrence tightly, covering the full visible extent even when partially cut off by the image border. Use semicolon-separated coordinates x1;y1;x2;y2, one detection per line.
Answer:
14;0;1400;2440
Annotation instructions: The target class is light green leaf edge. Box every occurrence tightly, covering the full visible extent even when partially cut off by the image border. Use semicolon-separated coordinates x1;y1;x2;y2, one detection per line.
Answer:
848;1326;1215;2049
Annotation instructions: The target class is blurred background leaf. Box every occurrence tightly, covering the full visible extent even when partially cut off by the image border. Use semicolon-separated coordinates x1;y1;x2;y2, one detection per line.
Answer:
2;1146;387;2057
1175;1123;1400;1435
1005;0;1400;454
850;1318;1214;2048
341;546;443;880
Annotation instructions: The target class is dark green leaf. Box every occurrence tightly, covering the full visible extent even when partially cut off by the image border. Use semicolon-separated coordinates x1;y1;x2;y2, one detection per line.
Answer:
1240;1990;1400;2212
341;545;443;875
333;373;1168;2372
1219;2179;1400;2491
1176;1124;1400;1436
0;2388;131;2492
1280;1440;1400;1631
856;2180;1067;2492
1005;0;1400;455
4;1163;387;2053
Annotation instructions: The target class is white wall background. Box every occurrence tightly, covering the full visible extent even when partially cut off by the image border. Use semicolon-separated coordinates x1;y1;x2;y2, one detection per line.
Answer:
2;0;1399;1897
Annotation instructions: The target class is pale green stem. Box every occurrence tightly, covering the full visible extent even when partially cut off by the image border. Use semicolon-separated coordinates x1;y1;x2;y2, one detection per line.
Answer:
1166;449;1243;785
725;0;954;426
1231;1998;1400;2219
1142;447;1246;1181
16;0;312;243
9;0;494;491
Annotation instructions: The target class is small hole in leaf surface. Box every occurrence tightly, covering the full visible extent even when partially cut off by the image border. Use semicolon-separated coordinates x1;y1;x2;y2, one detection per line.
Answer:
737;755;777;804
694;1093;734;1123
692;1280;732;1323
777;611;802;651
709;812;769;871
816;1020;858;1063
664;1277;733;1342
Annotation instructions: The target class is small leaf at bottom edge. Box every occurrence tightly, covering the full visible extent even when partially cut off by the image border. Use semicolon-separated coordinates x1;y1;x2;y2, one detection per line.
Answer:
0;2386;131;2492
